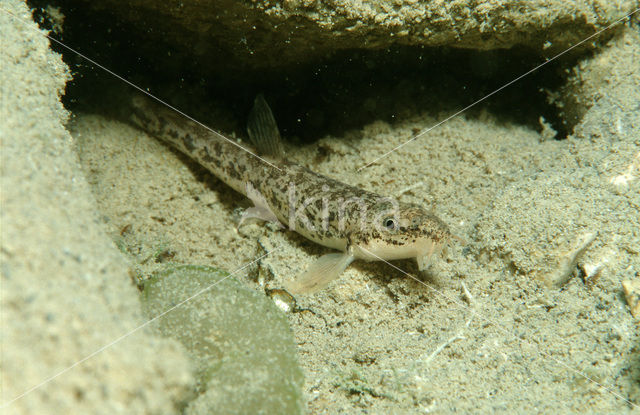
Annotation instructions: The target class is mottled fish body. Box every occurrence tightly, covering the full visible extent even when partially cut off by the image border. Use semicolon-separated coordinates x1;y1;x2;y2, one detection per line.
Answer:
131;96;451;293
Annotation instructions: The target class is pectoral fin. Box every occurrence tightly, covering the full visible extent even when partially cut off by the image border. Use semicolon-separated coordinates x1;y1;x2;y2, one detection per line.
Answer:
286;253;355;294
416;240;441;271
416;252;432;271
238;181;283;228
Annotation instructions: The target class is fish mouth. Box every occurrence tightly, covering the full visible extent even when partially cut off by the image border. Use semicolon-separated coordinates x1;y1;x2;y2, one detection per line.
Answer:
354;235;447;267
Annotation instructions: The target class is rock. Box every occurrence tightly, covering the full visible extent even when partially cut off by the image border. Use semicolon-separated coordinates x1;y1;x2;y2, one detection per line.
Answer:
1;1;194;413
75;0;637;72
476;26;640;288
557;28;640;136
141;265;305;415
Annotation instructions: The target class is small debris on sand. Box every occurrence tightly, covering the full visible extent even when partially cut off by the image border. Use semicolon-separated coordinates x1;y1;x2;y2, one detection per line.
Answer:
622;279;640;319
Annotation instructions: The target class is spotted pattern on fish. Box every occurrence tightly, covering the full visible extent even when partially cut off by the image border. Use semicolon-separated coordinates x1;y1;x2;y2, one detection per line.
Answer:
130;96;452;293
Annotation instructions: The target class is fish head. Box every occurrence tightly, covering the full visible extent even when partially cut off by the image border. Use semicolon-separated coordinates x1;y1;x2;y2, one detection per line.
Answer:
351;201;451;270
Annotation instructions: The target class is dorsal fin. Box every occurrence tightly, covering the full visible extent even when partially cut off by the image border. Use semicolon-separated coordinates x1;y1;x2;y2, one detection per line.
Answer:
247;94;285;158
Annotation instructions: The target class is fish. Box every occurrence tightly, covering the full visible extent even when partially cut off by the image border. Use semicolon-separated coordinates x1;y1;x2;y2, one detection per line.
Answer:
130;95;452;294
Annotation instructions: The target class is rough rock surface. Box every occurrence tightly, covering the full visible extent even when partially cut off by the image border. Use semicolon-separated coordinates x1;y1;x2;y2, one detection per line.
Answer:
77;0;638;71
141;266;305;415
476;28;640;287
0;1;194;413
559;26;640;134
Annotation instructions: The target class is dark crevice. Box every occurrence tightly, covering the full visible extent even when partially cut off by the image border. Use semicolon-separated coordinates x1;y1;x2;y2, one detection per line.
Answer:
30;1;579;143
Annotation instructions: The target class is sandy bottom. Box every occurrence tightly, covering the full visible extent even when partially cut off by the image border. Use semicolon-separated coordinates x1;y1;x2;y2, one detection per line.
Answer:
70;24;640;411
4;0;639;412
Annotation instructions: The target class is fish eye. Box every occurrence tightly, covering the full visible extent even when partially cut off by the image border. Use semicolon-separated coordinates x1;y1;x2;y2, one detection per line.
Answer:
383;217;397;231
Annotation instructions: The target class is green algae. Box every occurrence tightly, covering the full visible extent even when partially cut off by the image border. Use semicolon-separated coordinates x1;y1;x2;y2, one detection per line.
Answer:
141;265;305;414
